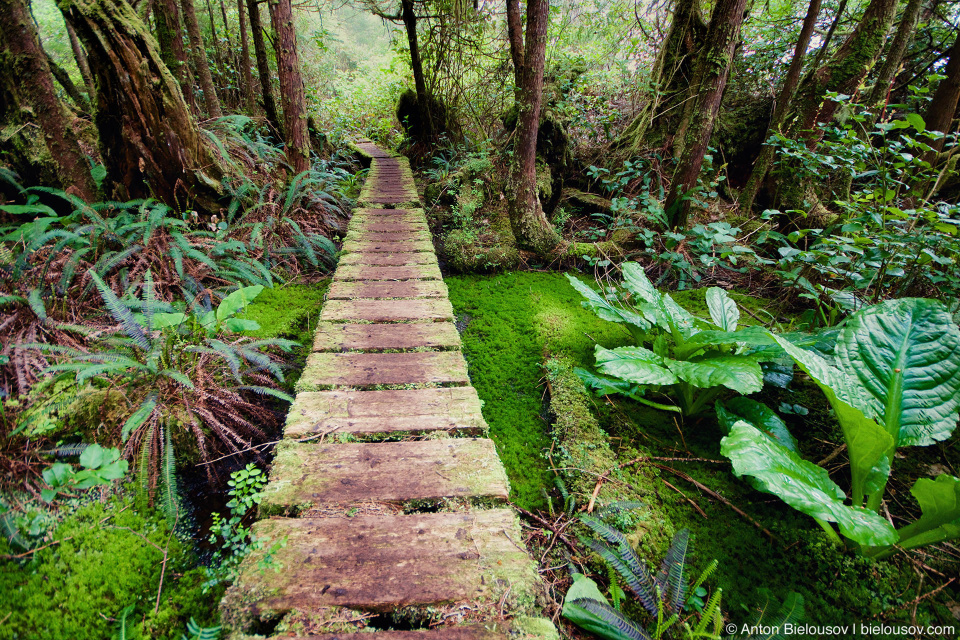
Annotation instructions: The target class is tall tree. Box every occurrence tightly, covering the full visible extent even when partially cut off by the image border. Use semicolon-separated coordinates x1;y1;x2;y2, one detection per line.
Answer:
267;0;309;172
922;33;960;161
505;0;560;254
181;0;222;117
154;0;196;110
739;0;823;212
237;0;256;112
663;0;749;229
246;0;281;132
505;0;523;86
866;0;926;108
0;0;96;200
65;21;96;99
59;0;227;211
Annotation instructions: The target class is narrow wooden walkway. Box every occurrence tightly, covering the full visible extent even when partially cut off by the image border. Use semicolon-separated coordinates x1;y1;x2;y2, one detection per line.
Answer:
221;141;556;639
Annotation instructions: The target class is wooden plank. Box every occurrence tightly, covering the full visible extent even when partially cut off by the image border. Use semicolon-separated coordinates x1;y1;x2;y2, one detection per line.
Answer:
272;628;510;640
353;208;423;216
341;239;434;253
297;351;470;389
312;322;461;351
320;299;454;322
224;510;539;613
334;264;442;281
261;438;509;511
338;252;437;267
347;221;429;233
284;388;487;437
327;280;447;299
344;230;432;243
351;212;425;224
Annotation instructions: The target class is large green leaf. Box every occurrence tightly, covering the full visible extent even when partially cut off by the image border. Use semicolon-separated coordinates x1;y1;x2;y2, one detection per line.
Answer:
769;333;892;502
621;262;659;305
721;422;897;546
716;398;798;452
666;355;763;394
217;285;264;321
836;298;960;448
660;294;701;339
562;574;649;640
895;474;960;550
706;287;738;331
595;345;678;386
566;273;652;330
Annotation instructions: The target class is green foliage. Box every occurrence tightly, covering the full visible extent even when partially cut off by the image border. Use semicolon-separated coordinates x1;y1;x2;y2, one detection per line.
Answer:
40;443;128;503
568;263;781;416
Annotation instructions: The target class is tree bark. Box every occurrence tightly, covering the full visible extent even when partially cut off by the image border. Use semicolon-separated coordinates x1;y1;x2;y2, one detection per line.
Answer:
181;0;222;117
866;0;925;108
663;0;749;229
505;0;560;254
267;0;309;172
400;0;434;136
739;0;822;212
247;0;281;133
237;0;256;112
922;33;960;161
65;21;96;99
45;52;90;110
0;0;96;200
154;0;196;112
59;0;226;212
505;0;523;87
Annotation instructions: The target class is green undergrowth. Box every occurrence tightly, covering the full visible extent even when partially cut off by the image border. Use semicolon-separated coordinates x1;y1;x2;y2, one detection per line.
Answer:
0;495;219;640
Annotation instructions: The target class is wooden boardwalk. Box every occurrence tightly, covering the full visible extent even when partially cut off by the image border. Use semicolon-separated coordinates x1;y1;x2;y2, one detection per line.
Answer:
221;141;555;639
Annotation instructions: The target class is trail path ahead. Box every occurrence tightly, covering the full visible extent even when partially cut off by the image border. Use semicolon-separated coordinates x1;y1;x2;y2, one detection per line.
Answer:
221;141;557;640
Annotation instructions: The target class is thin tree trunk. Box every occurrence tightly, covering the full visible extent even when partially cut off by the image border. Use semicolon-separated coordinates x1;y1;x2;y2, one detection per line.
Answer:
267;0;309;172
400;0;433;136
181;0;222;117
740;0;822;212
810;0;847;70
60;0;226;212
922;33;960;162
505;0;523;87
247;0;281;132
506;0;559;254
65;21;95;99
45;52;90;110
867;0;925;108
664;0;749;229
1;0;96;200
155;0;197;112
238;0;256;112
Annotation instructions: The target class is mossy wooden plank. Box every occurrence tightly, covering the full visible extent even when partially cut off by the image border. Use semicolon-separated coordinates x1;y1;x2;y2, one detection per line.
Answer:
338;252;438;267
271;628;507;640
284;388;487;437
260;438;509;511
327;280;448;299
222;510;540;614
312;322;461;351
320;299;454;323
343;230;433;244
334;264;442;281
341;239;434;253
352;208;425;219
347;221;429;233
297;351;470;389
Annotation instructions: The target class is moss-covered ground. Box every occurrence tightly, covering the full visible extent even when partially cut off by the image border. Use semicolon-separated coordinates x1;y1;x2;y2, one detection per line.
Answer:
448;271;960;636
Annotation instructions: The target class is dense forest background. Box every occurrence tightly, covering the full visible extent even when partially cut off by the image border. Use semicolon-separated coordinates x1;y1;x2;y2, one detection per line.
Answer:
2;0;960;637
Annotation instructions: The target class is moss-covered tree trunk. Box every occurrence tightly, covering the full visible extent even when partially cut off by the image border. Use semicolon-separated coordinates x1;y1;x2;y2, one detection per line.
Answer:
506;0;560;255
268;0;309;172
59;0;226;211
616;0;706;155
181;0;222;117
65;21;96;99
155;0;196;112
739;0;822;213
922;33;960;162
505;0;524;87
246;0;281;133
0;0;96;200
237;0;256;113
663;0;748;229
866;0;925;108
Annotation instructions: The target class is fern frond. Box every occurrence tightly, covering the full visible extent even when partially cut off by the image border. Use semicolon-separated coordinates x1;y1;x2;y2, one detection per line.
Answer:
566;598;651;640
88;270;150;351
691;588;723;637
160;426;180;529
238;386;294;403
580;536;658;617
657;527;690;615
137;417;157;509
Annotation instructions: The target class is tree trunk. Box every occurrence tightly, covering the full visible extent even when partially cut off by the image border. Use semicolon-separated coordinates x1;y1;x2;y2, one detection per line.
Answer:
809;0;847;70
663;0;749;229
237;0;256;113
247;0;281;133
505;0;560;254
866;0;925;108
922;33;960;161
505;0;523;87
0;0;96;200
400;0;434;137
65;21;96;99
267;0;309;172
788;0;899;142
59;0;226;212
45;52;90;110
154;0;196;112
739;0;822;212
181;0;222;117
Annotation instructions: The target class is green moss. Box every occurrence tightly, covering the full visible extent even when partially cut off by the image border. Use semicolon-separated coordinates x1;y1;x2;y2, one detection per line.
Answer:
238;282;328;344
0;496;219;640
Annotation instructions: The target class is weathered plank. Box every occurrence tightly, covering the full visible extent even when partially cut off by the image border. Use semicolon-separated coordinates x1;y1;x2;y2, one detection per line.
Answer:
327;280;448;299
334;264;442;281
284;387;487;437
338;252;438;267
344;230;432;244
347;221;428;233
312;322;461;351
260;438;509;511
221;510;539;613
320;299;454;323
341;238;434;253
298;351;470;389
272;629;506;640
